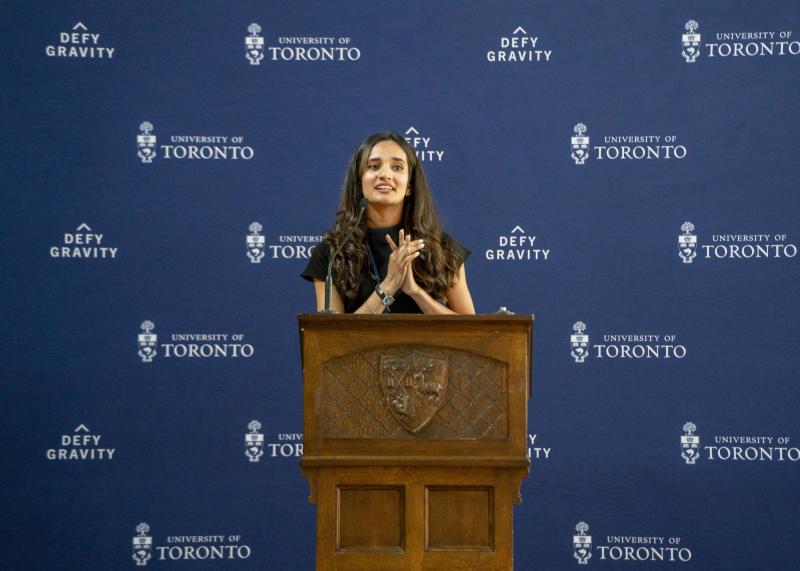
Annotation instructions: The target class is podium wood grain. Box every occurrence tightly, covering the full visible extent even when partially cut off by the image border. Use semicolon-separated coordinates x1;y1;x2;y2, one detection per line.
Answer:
299;314;532;571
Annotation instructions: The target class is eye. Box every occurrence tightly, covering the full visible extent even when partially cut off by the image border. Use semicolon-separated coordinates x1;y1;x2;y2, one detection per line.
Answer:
367;163;379;170
392;164;404;171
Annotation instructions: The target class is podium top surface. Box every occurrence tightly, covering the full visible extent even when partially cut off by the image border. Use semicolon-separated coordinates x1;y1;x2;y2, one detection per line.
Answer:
298;313;533;325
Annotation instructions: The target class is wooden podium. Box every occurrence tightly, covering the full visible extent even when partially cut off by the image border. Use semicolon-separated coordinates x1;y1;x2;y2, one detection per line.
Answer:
298;314;532;571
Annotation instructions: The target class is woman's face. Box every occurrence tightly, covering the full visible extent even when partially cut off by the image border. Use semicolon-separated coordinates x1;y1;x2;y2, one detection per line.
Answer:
360;140;411;207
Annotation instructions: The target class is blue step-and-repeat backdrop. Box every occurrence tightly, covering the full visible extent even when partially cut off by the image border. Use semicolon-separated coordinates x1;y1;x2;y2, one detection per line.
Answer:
3;1;799;569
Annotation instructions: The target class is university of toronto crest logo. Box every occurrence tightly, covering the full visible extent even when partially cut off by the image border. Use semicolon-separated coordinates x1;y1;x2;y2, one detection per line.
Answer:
571;123;590;164
681;421;700;465
137;122;156;163
246;222;265;263
573;521;592;564
245;420;264;462
570;321;589;363
245;23;264;65
380;352;448;433
682;20;701;62
679;221;697;263
132;522;152;566
137;321;157;362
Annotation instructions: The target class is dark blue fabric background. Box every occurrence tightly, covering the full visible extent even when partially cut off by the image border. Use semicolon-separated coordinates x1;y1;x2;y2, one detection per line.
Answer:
2;1;798;569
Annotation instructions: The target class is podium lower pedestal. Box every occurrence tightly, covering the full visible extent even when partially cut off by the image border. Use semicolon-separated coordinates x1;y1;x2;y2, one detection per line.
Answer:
302;462;528;571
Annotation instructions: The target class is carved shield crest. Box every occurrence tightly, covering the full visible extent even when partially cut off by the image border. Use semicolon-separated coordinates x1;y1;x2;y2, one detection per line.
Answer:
380;351;448;433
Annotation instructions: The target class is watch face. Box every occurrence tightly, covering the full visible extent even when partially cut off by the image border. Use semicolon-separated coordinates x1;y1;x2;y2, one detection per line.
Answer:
376;284;390;304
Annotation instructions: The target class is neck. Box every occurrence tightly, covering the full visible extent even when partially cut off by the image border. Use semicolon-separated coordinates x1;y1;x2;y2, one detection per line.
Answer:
366;203;403;228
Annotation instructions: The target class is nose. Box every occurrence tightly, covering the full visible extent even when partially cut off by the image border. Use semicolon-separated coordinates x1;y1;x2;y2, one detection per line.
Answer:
379;166;392;179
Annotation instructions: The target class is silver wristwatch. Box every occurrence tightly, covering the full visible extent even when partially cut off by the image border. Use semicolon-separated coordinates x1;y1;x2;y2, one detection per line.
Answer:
375;283;395;308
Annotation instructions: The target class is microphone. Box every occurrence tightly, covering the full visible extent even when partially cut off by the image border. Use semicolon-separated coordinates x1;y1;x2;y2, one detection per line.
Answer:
321;197;369;313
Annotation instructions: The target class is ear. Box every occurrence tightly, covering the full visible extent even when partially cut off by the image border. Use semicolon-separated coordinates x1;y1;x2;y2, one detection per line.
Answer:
406;186;412;197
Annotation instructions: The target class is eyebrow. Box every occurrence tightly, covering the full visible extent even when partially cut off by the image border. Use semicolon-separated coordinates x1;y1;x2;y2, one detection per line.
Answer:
367;156;407;163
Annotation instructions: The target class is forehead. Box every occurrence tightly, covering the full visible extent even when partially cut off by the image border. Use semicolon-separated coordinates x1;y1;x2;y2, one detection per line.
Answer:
366;140;407;162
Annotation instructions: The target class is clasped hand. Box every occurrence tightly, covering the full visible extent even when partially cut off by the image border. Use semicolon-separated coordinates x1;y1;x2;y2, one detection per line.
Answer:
383;229;425;296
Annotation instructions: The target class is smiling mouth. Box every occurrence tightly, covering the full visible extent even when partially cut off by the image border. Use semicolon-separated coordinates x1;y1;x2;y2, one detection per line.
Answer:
375;185;394;192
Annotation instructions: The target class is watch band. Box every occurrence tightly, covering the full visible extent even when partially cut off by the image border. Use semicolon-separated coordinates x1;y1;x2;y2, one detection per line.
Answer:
375;283;395;307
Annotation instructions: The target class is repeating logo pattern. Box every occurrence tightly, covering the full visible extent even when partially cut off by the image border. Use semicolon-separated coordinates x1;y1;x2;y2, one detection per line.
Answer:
243;20;361;62
50;222;118;259
528;433;552;461
569;123;686;162
679;422;800;464
404;127;445;162
245;226;323;261
136;321;254;361
678;222;697;263
487;26;552;62
681;20;701;62
245;420;264;462
681;422;700;465
46;424;115;461
136;122;254;162
130;523;252;564
133;523;152;566
138;321;157;363
676;221;797;262
571;124;590;165
246;222;265;263
570;321;589;363
45;22;116;59
137;122;157;164
679;19;799;60
245;23;264;65
573;522;592;565
485;225;551;261
569;321;686;362
572;521;693;563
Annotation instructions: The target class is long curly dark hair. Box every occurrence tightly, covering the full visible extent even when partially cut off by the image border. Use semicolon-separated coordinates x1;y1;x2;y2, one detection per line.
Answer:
327;131;464;301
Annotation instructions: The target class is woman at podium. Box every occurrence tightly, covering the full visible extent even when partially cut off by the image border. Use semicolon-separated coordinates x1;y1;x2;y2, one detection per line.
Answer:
302;131;475;314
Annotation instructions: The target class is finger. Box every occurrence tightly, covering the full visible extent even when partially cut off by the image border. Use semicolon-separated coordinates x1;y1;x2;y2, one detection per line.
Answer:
391;241;407;259
399;229;404;244
385;234;398;251
403;251;420;264
400;241;423;255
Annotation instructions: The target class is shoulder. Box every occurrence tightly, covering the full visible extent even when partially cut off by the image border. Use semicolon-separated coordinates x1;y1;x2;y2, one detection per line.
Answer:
307;236;332;265
440;231;471;263
313;237;331;257
300;236;332;282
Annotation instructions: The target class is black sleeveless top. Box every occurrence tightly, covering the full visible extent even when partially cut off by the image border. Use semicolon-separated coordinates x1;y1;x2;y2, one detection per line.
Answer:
301;224;470;313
